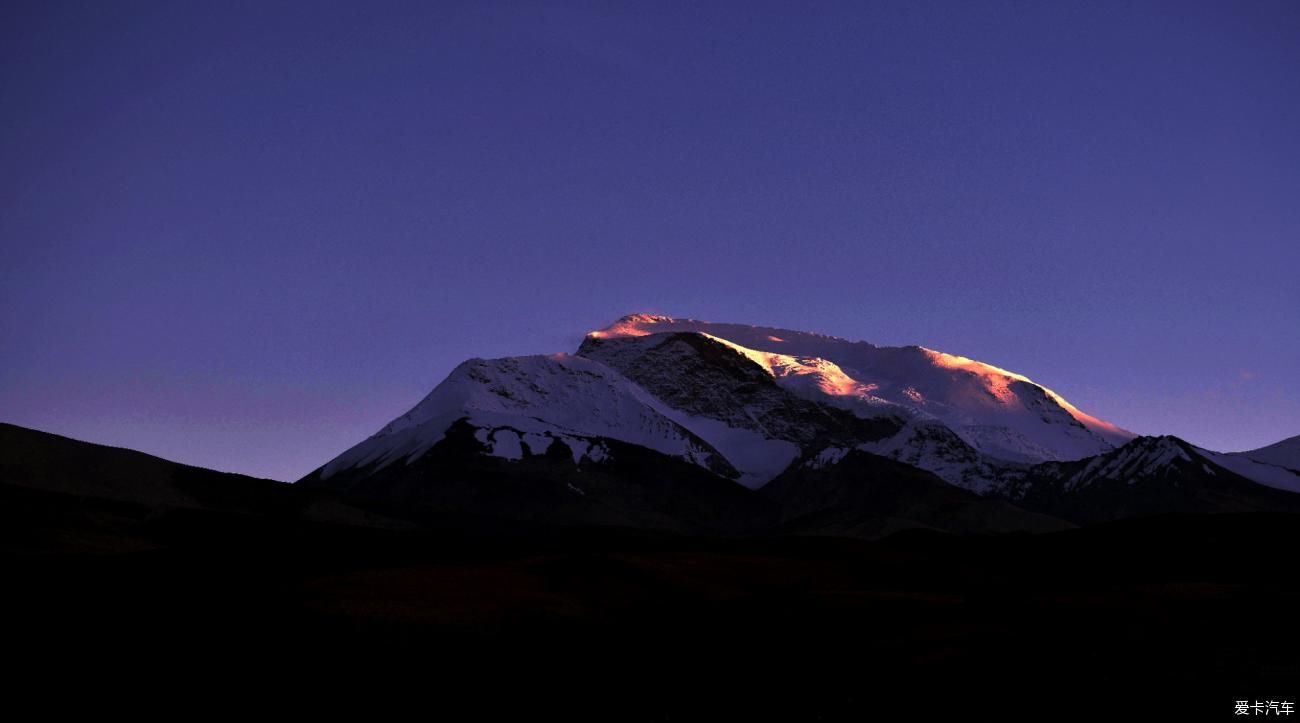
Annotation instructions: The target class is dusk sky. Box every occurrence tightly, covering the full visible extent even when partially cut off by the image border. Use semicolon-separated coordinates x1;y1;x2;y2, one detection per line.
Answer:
3;1;1298;481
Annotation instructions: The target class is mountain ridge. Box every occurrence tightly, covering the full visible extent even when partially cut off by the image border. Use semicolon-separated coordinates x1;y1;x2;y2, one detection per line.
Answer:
588;313;1135;463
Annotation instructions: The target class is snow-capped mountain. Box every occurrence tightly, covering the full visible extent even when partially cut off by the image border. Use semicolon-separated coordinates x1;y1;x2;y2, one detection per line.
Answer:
301;352;785;533
588;314;1134;463
302;313;1296;533
315;313;1136;490
990;436;1300;523
317;353;742;482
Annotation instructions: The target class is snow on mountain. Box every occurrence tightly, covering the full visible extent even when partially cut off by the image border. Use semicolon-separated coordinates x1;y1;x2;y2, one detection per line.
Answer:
319;354;735;481
577;331;902;435
579;327;1015;493
1197;445;1300;493
576;331;895;483
317;352;798;489
1055;436;1193;491
1233;435;1300;473
590;314;1134;463
991;435;1202;503
985;435;1300;524
854;419;1012;494
659;414;799;489
308;313;1297;523
692;334;900;418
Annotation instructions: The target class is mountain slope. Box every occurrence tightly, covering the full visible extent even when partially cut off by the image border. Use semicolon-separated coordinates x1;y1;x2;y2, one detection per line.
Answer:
303;418;781;534
852;418;1017;493
1236;435;1300;471
577;331;900;480
316;353;740;482
0;422;407;554
992;436;1300;524
590;314;1134;462
1196;445;1300;493
763;448;1071;538
0;422;300;512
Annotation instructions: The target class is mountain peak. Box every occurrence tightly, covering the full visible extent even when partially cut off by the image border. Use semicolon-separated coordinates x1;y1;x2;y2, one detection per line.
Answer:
1054;435;1205;490
586;313;678;338
316;352;739;482
587;313;1133;463
589;313;858;346
1124;435;1197;457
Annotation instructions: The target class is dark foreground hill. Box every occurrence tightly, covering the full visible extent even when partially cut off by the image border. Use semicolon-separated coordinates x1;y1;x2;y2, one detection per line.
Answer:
2;423;1297;718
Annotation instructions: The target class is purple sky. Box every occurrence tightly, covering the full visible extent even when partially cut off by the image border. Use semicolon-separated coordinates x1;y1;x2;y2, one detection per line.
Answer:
3;1;1298;481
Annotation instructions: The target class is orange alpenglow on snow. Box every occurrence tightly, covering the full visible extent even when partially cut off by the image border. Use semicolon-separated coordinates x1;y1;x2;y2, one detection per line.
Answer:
588;314;1135;463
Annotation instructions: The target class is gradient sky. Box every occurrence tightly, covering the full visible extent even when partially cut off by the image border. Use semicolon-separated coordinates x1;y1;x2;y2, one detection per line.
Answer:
3;0;1298;481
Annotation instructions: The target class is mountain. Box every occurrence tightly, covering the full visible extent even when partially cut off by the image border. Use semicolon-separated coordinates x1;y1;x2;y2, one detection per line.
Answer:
297;352;788;533
302;312;1296;533
7;320;1299;712
0;422;407;554
314;353;742;483
0;421;302;511
315;313;1135;487
991;435;1300;524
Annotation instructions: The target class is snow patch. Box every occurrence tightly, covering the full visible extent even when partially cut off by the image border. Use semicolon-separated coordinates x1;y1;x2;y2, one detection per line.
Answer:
805;447;849;469
654;410;800;489
858;420;1002;493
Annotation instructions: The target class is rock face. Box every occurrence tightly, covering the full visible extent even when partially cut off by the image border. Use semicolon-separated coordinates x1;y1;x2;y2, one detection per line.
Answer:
577;332;902;470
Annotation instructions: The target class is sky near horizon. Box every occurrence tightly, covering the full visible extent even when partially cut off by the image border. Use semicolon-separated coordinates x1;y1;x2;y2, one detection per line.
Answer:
3;1;1298;481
